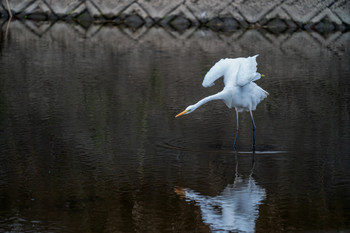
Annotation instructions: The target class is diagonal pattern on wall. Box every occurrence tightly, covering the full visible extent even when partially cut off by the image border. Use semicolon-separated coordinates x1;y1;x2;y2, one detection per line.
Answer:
2;19;348;58
0;0;349;30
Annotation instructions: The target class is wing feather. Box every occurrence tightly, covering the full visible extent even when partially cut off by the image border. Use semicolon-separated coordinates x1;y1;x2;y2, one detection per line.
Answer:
236;55;260;86
202;59;228;87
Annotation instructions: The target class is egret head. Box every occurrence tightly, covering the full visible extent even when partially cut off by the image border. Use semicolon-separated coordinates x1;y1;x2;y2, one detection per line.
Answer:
175;105;195;118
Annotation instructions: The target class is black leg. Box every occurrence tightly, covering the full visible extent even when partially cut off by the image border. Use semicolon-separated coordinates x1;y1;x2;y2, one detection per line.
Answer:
250;149;256;177
234;149;239;178
250;110;256;151
233;109;239;150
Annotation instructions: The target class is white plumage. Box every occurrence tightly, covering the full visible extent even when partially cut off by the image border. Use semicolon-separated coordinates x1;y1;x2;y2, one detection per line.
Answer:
176;55;269;148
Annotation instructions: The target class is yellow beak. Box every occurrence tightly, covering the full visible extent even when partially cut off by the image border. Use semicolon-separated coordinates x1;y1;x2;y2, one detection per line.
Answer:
175;110;189;118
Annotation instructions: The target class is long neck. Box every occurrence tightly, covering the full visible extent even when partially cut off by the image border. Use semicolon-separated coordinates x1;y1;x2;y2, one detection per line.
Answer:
192;91;226;111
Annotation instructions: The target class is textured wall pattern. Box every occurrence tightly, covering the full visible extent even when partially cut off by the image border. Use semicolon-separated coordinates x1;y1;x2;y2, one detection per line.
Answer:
1;19;348;58
0;0;349;31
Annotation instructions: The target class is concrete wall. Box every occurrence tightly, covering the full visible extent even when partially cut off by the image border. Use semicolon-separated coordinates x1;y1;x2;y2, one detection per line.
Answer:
1;0;349;30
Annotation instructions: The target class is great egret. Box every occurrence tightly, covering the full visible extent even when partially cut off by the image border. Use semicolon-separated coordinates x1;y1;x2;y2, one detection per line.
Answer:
175;55;268;149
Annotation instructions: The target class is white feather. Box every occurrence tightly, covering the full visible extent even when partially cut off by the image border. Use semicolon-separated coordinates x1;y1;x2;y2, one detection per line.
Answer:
179;55;268;114
236;55;260;86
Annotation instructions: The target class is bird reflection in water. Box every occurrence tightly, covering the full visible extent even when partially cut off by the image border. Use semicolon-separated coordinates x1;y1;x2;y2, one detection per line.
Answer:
175;152;265;233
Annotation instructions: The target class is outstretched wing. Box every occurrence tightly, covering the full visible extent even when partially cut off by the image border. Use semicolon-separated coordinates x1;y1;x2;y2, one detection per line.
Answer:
236;55;261;87
202;59;228;88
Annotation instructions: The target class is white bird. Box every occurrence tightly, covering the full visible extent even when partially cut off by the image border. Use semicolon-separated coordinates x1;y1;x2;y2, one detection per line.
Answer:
175;55;268;149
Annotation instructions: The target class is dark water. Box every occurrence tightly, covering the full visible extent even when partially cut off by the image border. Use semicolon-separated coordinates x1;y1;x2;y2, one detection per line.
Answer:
0;20;350;232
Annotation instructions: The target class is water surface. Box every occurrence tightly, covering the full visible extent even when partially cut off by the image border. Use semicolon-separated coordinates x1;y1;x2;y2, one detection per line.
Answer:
0;20;350;232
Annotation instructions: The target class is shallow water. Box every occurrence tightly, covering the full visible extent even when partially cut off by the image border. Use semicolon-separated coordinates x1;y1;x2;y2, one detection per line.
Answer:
0;20;350;232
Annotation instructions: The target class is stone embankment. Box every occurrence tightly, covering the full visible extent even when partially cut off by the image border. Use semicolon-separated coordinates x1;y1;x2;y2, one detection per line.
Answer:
0;0;349;31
